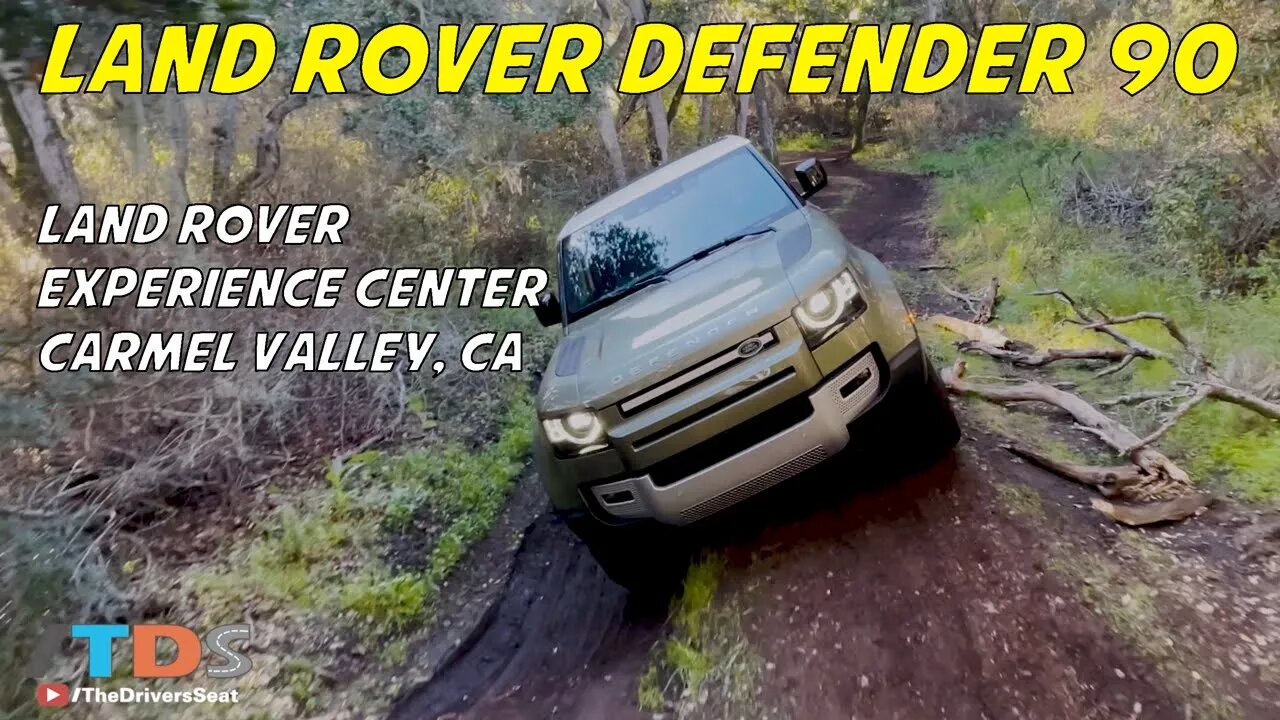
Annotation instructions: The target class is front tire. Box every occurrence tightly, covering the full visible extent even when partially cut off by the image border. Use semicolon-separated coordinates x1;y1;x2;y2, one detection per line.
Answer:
563;514;689;593
913;356;962;463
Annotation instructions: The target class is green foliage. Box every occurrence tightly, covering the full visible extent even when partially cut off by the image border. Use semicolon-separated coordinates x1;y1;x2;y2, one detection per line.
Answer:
193;387;535;632
285;658;321;715
339;573;430;632
916;126;1280;504
777;131;830;152
638;554;760;713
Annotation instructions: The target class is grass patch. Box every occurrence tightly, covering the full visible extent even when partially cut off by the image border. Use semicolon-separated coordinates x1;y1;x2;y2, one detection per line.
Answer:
637;555;760;717
192;388;535;635
777;130;831;152
913;127;1280;504
1048;541;1242;720
993;482;1046;519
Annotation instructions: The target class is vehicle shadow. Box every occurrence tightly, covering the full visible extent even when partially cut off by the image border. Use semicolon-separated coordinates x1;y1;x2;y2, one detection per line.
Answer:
688;440;968;561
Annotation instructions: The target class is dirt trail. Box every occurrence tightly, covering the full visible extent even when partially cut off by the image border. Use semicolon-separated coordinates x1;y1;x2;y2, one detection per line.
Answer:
389;156;1266;720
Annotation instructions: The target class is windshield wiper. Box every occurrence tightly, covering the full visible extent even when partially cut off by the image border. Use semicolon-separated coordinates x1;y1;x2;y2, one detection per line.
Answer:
581;271;670;314
702;225;777;260
661;225;777;279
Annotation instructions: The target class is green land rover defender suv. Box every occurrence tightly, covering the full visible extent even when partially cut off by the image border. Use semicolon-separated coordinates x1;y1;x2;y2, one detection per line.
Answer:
532;136;959;588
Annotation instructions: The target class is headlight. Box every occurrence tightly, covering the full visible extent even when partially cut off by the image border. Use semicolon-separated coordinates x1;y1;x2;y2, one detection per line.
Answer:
793;269;865;346
542;411;607;455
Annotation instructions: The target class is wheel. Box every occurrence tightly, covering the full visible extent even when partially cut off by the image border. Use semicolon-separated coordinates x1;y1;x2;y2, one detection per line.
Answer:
914;356;962;461
563;514;689;593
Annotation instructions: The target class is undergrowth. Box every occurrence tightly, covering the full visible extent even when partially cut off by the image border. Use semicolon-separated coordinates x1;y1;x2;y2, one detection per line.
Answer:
912;128;1280;504
192;387;535;634
638;555;760;717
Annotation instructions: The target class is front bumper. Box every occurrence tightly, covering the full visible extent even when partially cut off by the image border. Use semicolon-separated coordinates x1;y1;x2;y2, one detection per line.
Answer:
581;341;922;525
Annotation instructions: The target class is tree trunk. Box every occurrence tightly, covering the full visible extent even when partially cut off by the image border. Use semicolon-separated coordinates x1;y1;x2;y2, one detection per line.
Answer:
0;75;50;211
112;90;148;173
644;92;669;165
6;77;82;212
596;92;627;188
162;93;190;208
753;87;777;164
729;22;752;137
851;84;871;154
228;94;308;203
210;95;238;206
666;86;685;128
626;0;670;167
696;94;712;145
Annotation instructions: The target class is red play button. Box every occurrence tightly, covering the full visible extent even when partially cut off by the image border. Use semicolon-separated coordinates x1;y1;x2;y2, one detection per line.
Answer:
36;682;70;707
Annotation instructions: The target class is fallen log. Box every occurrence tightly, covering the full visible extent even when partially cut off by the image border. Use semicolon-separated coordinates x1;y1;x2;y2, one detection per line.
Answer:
941;360;1191;486
1123;381;1280;453
929;315;1015;349
959;340;1130;369
1091;493;1213;526
1000;444;1145;498
1200;381;1280;421
974;277;1000;324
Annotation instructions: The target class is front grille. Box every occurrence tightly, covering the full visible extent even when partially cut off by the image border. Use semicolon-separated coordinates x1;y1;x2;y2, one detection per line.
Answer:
679;446;828;523
647;393;813;487
634;369;794;449
619;330;775;416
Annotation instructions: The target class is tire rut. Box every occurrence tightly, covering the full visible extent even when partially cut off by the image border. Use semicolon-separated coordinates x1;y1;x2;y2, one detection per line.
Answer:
388;516;664;720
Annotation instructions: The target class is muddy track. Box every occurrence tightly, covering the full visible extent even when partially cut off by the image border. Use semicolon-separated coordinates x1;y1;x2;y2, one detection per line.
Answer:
389;156;1218;720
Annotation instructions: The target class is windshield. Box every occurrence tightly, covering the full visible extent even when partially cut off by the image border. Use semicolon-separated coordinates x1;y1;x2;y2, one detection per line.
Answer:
560;148;796;321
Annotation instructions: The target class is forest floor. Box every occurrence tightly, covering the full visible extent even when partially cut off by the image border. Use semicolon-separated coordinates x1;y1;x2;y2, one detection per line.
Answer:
387;154;1280;720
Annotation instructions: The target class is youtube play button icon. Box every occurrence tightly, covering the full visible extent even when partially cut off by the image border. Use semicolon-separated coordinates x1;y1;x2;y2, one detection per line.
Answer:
37;682;70;708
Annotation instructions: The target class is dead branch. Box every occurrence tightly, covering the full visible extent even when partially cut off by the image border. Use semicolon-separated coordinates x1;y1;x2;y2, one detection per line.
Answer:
1080;312;1211;373
1097;388;1192;409
929;314;1015;349
918;263;952;271
1199;381;1280;420
1123;385;1213;453
941;360;1191;485
974;277;1000;324
958;340;1130;369
1094;353;1137;378
1001;443;1144;498
1032;289;1169;363
1091;493;1213;527
941;284;980;316
1123;381;1280;453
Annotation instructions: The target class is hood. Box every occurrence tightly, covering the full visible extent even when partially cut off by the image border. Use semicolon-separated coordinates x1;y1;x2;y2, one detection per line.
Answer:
539;211;825;413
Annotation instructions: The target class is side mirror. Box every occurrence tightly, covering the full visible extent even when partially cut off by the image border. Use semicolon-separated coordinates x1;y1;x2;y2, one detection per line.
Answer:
533;292;562;327
794;158;828;199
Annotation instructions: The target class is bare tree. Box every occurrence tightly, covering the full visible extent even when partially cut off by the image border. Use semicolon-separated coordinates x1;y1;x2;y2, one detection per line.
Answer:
594;0;630;186
162;93;190;208
625;0;670;165
729;23;752;137
0;73;82;213
210;95;238;206
753;84;778;163
696;94;712;145
227;94;310;203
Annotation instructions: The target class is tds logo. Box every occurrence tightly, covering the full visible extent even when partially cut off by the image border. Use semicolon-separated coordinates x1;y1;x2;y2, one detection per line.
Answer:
28;624;252;679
